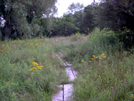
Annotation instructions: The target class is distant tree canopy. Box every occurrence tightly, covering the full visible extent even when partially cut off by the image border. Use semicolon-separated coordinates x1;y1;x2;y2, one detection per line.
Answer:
0;0;57;40
0;0;134;48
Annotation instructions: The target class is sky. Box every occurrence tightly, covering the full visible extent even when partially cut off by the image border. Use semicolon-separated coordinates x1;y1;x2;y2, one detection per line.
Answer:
55;0;100;17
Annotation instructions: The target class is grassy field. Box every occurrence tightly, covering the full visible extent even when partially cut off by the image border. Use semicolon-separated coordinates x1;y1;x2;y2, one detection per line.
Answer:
1;28;134;101
0;38;69;101
54;28;134;101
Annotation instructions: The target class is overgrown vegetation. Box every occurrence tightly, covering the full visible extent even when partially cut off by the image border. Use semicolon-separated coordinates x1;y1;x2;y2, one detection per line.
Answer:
1;0;134;100
55;28;134;101
0;38;69;101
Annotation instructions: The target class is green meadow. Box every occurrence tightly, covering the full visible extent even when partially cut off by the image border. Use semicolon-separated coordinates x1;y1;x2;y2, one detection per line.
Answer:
1;28;134;101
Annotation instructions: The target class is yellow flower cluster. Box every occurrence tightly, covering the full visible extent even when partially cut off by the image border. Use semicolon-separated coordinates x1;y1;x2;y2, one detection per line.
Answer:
30;43;33;45
2;44;10;50
29;67;37;71
29;62;43;74
29;41;40;46
81;53;106;63
32;62;38;66
37;66;43;70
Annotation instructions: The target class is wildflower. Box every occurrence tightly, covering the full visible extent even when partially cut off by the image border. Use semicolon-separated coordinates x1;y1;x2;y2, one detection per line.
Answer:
101;54;105;56
29;68;34;71
2;44;5;46
89;61;92;62
93;55;95;58
103;56;106;58
32;67;37;70
37;66;43;70
32;73;35;75
81;60;84;62
7;46;10;50
98;56;101;59
0;49;3;52
85;61;87;63
35;43;39;46
30;43;33;45
91;58;94;60
32;62;38;66
35;39;38;42
130;95;134;98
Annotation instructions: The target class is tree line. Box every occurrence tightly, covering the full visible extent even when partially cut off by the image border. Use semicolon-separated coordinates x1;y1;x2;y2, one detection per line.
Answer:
0;0;134;47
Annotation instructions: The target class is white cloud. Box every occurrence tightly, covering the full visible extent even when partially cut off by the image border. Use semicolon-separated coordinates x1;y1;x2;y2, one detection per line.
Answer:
55;0;100;17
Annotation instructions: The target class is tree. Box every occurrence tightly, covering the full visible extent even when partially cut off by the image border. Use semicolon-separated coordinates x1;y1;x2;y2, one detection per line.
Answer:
73;10;85;33
0;0;57;40
83;4;95;33
52;13;79;36
67;2;84;14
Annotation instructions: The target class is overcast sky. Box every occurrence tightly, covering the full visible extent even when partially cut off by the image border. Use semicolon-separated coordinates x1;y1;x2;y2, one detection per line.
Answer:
55;0;100;17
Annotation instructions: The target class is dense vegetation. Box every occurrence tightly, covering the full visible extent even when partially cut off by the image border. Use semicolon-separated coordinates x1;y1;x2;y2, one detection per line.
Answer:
55;28;134;100
0;38;70;100
1;0;134;100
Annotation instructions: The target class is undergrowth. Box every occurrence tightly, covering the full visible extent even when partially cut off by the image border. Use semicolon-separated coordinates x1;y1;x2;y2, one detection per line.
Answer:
0;38;68;101
55;28;134;101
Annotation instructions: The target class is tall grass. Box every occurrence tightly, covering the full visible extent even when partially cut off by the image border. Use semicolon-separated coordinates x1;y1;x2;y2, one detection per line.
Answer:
55;28;134;100
0;38;68;101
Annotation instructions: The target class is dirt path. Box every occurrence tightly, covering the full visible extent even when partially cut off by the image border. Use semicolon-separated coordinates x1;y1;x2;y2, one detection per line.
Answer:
52;54;77;101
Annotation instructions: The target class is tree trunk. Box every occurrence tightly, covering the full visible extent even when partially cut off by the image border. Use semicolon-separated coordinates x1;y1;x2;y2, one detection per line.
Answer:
2;21;11;41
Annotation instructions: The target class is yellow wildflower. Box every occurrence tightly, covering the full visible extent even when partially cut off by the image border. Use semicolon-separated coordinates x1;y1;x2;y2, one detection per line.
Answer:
93;55;95;58
32;62;38;66
98;56;101;59
37;66;43;70
32;73;35;75
0;49;3;52
81;60;84;62
91;58;94;60
130;96;134;98
35;43;39;46
101;54;105;56
7;46;10;50
30;43;33;45
32;67;37;70
35;39;38;42
85;61;87;63
89;61;92;62
103;56;106;58
29;68;34;71
2;44;5;46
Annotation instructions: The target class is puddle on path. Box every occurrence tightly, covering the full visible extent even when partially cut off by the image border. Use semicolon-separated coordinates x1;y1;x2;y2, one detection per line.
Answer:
65;67;77;82
52;54;77;101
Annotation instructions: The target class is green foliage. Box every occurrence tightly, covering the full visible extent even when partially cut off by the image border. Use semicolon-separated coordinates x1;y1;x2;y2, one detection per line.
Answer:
52;13;79;36
64;28;121;63
53;29;134;101
70;32;84;41
0;0;57;40
0;38;68;101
